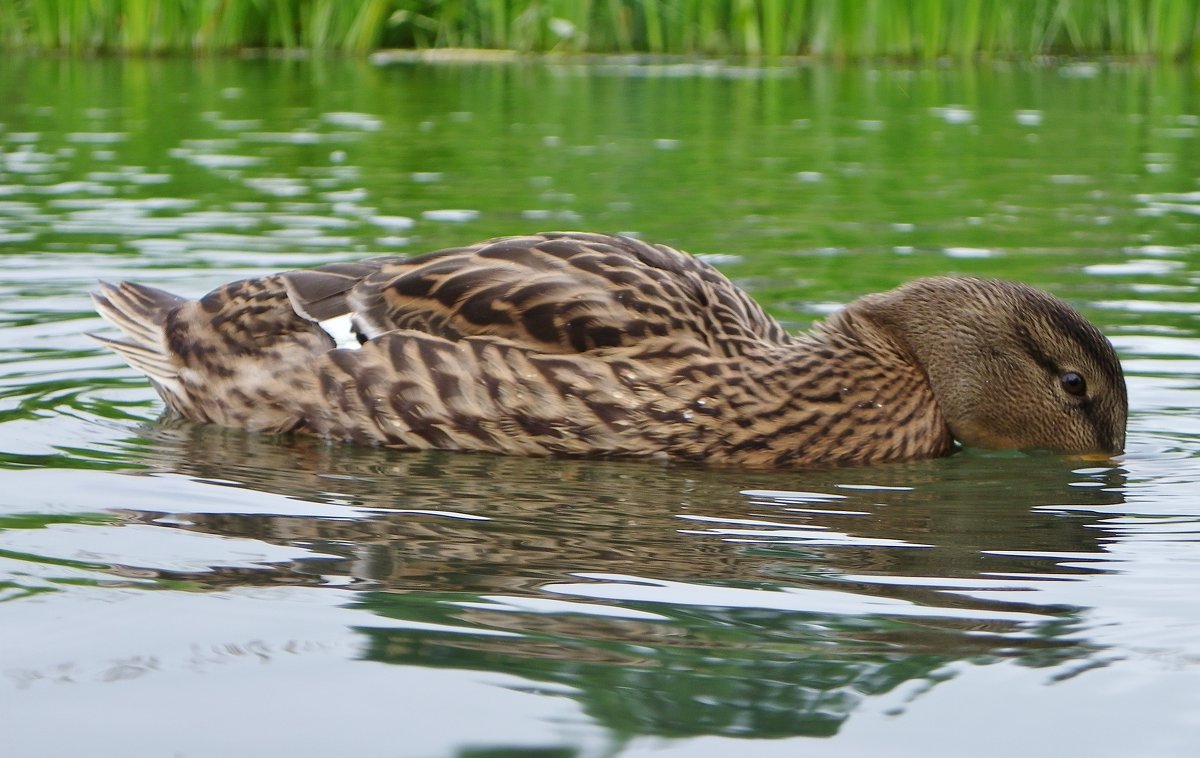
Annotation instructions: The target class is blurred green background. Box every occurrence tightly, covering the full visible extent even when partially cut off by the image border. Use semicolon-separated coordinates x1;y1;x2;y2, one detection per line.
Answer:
3;0;1198;59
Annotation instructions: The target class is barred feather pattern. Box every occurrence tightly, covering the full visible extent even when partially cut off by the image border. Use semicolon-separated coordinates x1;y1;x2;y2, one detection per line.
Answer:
289;232;795;355
290;314;952;467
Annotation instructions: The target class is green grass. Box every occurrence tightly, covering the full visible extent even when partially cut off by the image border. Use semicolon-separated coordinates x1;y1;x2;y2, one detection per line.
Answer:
1;0;1197;58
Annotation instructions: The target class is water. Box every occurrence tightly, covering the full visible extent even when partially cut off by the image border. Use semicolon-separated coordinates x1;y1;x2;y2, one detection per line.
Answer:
2;56;1199;756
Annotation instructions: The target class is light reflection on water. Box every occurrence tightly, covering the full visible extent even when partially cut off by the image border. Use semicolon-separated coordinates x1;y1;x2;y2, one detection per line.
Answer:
1;56;1200;755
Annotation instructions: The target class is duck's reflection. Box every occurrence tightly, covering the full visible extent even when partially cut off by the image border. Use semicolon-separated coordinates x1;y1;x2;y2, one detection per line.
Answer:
111;420;1125;738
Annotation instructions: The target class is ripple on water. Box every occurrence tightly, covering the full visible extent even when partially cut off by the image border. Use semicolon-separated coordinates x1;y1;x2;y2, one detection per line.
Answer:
65;132;127;144
324;188;368;203
243;176;310;197
1135;191;1200;217
264;228;353;246
368;215;415;230
1015;109;1044;126
741;489;848;504
84;169;171;185
930;106;974;124
268;213;355;229
1085;260;1186;276
321;112;383;131
172;150;266;169
454;594;669;621
943;246;996;259
0;522;337;574
546;573;1046;624
3;151;61;174
676;514;927;548
29;181;114;195
210;118;263;131
422;209;480;223
241;131;325;144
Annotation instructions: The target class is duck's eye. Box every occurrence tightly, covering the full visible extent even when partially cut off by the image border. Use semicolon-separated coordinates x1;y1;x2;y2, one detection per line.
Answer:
1061;371;1087;396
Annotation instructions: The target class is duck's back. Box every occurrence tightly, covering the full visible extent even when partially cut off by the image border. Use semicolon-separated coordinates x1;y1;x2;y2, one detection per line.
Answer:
285;232;793;356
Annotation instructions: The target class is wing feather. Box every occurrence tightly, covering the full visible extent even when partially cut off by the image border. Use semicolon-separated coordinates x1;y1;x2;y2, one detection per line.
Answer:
330;232;792;356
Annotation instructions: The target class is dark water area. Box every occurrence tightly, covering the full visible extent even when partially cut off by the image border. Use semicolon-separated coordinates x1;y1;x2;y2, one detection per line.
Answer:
1;56;1199;756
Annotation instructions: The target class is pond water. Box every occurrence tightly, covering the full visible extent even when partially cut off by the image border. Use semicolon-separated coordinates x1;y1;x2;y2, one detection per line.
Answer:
1;55;1199;756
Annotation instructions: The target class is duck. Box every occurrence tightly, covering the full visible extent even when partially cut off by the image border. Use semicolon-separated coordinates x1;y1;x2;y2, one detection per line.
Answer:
91;231;1128;468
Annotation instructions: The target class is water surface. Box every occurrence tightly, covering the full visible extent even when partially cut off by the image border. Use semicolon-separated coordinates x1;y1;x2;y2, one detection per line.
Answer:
2;56;1199;756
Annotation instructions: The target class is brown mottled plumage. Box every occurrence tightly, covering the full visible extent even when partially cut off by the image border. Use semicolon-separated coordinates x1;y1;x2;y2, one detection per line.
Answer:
91;232;1128;468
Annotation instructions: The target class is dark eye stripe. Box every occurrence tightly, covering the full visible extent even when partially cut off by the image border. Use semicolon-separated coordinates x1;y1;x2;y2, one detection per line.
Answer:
1036;300;1125;390
1014;322;1061;376
1015;303;1125;391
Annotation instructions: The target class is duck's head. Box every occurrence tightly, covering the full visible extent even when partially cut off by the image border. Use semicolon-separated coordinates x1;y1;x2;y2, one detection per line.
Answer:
851;277;1127;456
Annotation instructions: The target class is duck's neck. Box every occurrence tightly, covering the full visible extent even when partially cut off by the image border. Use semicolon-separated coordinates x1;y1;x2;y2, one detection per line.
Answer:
714;305;956;467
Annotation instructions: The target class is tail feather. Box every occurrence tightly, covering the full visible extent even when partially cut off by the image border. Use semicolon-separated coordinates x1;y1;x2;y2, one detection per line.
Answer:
87;331;192;412
90;280;191;410
91;281;184;350
87;332;177;381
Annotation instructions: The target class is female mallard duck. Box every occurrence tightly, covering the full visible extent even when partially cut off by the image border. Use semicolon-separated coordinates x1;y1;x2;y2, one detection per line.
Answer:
92;231;1127;468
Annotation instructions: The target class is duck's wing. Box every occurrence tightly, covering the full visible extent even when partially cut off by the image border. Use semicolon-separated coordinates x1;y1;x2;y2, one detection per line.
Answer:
283;232;792;356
